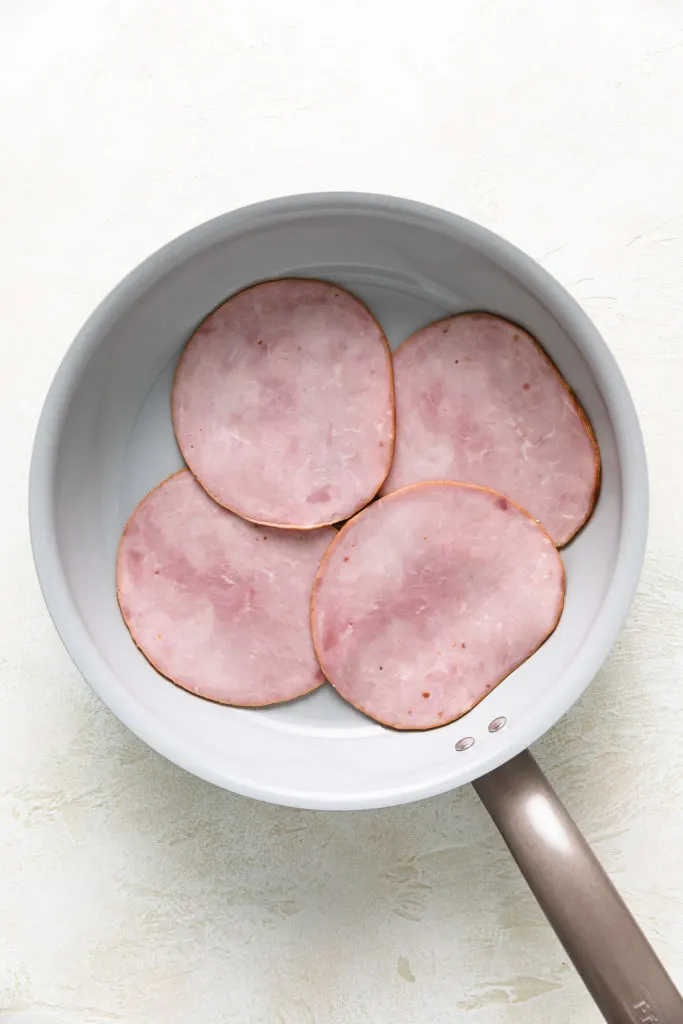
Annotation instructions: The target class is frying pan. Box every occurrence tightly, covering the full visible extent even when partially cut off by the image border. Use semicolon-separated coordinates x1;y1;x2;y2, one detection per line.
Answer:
29;193;682;1023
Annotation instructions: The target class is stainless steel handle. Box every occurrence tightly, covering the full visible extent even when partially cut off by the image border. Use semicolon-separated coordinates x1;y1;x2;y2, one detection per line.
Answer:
473;750;683;1024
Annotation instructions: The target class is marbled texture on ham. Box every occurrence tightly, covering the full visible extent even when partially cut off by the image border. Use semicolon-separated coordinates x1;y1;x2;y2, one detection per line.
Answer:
172;279;394;529
311;482;564;730
117;471;334;706
381;313;599;546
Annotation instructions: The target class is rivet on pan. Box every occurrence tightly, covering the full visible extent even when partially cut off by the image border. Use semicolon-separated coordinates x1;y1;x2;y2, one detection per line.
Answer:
488;716;507;733
455;736;475;752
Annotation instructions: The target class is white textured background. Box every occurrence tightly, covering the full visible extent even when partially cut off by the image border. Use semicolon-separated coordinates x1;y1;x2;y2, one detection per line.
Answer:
2;2;683;1022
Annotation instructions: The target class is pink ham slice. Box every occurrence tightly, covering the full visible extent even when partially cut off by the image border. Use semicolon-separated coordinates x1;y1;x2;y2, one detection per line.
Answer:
172;279;395;529
381;313;600;547
311;482;564;730
117;470;335;706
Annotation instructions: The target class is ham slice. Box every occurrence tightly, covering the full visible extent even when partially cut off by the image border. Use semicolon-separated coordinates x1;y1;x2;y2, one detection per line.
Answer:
172;279;394;529
381;313;599;546
311;482;564;730
117;471;334;706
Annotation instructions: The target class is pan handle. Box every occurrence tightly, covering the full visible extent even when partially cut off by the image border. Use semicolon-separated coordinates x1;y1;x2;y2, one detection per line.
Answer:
473;750;683;1024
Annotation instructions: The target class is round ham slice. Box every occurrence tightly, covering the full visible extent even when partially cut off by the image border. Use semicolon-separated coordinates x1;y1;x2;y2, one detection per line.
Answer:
311;482;564;730
172;279;395;529
117;470;335;706
381;313;599;547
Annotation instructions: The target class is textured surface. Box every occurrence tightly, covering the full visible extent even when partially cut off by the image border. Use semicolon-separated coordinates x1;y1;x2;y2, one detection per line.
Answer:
382;315;599;546
313;483;564;729
3;1;683;1022
117;471;333;706
173;279;394;528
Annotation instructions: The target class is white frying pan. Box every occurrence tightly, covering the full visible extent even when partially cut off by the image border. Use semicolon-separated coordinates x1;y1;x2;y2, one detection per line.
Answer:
29;194;682;1023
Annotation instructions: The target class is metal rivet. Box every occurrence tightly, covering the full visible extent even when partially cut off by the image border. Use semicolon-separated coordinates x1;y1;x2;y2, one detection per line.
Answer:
488;716;507;733
455;736;475;752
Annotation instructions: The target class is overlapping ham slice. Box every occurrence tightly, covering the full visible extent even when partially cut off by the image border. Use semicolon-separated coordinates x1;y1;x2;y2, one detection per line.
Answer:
117;471;335;706
172;279;395;529
381;313;599;546
311;482;564;730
